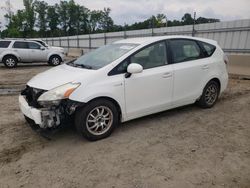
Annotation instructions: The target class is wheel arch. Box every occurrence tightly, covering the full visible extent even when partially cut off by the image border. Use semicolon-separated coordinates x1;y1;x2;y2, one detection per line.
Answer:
2;54;19;62
208;77;221;93
84;96;123;122
48;53;62;62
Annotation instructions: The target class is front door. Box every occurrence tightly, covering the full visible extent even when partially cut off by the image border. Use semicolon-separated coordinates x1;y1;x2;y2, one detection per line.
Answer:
28;42;48;62
124;41;174;120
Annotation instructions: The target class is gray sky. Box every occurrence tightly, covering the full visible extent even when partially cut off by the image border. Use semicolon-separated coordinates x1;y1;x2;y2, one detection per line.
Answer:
0;0;250;28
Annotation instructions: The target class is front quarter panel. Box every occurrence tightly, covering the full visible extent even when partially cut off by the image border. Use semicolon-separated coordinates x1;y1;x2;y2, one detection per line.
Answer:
47;51;65;61
69;73;127;121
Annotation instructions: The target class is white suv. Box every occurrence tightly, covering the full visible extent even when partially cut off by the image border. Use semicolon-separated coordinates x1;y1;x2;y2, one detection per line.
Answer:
19;36;228;141
0;39;65;68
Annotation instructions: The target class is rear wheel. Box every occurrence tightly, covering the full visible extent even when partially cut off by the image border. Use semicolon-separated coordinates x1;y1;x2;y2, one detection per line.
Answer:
197;80;220;108
48;55;62;66
75;99;119;141
3;55;18;68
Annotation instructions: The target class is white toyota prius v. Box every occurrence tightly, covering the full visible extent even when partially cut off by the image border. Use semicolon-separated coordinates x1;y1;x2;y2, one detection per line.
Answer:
19;36;228;141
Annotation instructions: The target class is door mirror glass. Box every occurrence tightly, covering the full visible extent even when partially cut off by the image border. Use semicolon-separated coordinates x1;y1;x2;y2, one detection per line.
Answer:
127;63;143;74
40;46;45;50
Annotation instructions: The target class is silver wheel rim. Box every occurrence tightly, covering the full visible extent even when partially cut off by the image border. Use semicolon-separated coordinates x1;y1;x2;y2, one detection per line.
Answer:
205;84;218;105
6;58;15;67
52;57;60;65
86;106;113;136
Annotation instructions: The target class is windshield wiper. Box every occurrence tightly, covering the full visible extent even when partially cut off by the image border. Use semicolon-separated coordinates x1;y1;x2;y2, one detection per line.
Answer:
66;60;93;69
74;63;93;69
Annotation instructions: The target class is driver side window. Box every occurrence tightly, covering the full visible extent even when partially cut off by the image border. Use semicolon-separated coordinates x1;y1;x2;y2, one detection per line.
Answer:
28;42;41;49
130;41;167;69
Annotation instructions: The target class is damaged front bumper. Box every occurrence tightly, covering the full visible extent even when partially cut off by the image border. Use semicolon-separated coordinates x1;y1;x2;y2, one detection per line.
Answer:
19;94;83;129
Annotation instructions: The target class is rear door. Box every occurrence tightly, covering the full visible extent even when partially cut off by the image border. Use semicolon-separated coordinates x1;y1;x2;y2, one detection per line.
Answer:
12;41;30;62
169;39;210;105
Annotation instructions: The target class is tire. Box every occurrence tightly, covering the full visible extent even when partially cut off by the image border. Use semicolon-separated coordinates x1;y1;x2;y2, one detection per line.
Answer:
3;55;18;68
75;99;119;141
48;55;62;66
197;80;220;108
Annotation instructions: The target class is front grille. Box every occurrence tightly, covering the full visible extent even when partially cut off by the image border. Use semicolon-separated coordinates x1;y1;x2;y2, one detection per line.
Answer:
21;86;46;108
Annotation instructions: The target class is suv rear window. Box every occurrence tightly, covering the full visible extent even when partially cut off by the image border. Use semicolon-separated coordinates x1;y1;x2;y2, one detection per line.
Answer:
0;41;11;48
13;42;29;49
200;42;216;57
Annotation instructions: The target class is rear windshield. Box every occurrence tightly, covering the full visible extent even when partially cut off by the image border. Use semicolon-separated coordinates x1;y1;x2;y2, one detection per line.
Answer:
0;41;11;48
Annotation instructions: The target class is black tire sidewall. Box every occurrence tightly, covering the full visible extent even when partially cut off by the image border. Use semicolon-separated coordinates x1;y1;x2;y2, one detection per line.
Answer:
75;99;119;141
3;56;17;68
198;80;219;108
49;55;61;66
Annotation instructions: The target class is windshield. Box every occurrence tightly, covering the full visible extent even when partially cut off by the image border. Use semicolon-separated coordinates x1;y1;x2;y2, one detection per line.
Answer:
72;43;138;69
35;40;48;47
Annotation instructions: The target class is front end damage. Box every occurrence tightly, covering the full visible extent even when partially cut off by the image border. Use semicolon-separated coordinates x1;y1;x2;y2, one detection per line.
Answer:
20;86;82;129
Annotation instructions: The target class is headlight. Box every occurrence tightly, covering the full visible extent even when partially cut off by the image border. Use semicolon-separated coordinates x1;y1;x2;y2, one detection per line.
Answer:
38;82;81;103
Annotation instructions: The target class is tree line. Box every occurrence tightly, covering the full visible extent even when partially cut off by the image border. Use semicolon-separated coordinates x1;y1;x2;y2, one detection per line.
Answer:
1;0;220;38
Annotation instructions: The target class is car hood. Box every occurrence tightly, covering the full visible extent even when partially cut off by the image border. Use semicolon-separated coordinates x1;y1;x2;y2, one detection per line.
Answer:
49;46;64;51
27;64;94;90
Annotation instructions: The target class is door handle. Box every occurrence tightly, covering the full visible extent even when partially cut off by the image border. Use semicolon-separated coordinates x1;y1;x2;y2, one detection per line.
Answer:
202;65;209;70
162;72;172;78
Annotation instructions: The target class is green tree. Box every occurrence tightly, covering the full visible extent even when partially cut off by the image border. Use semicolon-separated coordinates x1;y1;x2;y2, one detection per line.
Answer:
196;17;220;24
100;8;114;32
4;10;25;37
23;0;36;37
47;4;59;36
67;0;79;35
156;14;167;27
79;6;90;34
89;10;102;32
58;1;69;35
34;0;48;37
181;13;193;25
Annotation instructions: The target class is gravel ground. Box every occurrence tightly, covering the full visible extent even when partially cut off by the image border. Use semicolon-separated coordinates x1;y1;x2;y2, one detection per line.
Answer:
0;65;249;188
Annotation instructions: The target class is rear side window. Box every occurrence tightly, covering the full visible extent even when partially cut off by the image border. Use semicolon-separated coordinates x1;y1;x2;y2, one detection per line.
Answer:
0;41;11;48
169;39;202;63
200;42;216;57
13;42;29;49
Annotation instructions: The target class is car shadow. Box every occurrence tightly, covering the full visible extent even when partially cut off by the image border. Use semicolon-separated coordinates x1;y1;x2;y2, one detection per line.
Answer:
35;103;203;143
0;63;49;69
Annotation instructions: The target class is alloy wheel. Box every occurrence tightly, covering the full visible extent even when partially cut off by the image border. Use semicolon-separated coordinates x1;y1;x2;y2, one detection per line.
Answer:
6;58;15;67
86;106;113;136
204;84;218;105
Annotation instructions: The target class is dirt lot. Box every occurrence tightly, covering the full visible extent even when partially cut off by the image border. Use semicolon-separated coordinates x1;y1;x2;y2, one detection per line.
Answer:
0;64;250;188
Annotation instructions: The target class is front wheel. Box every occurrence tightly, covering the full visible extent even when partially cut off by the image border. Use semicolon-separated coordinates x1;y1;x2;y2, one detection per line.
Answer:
48;55;62;66
75;99;119;141
197;80;220;108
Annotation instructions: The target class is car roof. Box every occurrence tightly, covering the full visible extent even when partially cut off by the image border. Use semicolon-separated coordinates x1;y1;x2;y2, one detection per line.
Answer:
114;35;217;46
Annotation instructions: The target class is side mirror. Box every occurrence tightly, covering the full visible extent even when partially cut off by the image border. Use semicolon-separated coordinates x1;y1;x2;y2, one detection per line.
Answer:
40;47;45;50
127;63;143;74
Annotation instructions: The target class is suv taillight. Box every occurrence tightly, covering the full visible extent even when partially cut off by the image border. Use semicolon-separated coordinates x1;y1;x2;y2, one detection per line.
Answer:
223;54;229;65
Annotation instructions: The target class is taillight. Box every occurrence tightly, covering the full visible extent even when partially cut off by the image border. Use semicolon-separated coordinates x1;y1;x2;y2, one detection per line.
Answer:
223;54;229;65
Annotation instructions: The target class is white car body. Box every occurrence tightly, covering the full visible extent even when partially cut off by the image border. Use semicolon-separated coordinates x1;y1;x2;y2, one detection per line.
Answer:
19;35;228;138
0;39;65;64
